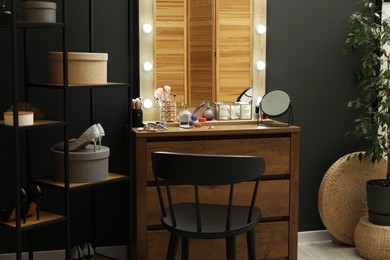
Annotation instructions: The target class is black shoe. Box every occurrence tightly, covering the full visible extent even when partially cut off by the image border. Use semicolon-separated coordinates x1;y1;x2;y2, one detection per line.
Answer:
0;188;28;223
26;184;42;220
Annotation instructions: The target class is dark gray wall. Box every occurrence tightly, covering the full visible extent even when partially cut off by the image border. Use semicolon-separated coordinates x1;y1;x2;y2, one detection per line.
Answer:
0;0;365;254
267;0;362;231
0;0;131;253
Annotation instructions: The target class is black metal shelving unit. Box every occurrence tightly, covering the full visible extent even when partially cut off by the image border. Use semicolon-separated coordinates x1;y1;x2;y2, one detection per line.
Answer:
0;0;132;259
0;0;70;259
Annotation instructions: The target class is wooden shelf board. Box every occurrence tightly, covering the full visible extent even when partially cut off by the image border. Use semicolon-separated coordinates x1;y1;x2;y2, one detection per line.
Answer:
0;211;64;229
0;120;63;127
29;82;129;88
35;173;129;189
0;21;64;28
16;21;65;28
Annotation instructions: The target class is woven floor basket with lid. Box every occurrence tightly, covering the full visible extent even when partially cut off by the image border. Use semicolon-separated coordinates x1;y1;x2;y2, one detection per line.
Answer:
318;152;387;245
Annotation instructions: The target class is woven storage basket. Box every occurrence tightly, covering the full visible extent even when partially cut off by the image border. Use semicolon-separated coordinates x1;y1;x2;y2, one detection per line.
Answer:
318;152;387;245
355;216;390;259
21;1;56;23
49;52;108;85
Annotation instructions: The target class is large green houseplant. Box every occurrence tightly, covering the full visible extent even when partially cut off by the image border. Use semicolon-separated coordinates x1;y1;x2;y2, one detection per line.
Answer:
344;0;390;225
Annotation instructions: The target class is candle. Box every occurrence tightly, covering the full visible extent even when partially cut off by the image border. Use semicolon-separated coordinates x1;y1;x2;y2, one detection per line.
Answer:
4;111;34;126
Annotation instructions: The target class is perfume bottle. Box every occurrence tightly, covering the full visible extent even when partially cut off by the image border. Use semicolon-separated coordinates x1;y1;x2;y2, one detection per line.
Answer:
178;102;191;125
202;103;214;121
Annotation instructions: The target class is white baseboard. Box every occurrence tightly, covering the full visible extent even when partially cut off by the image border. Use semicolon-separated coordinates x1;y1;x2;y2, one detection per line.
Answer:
0;245;127;260
298;230;332;243
0;249;65;260
96;245;127;259
0;231;332;259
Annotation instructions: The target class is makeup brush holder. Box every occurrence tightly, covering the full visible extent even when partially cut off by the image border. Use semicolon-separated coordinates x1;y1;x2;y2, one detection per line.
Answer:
132;109;143;127
160;100;176;123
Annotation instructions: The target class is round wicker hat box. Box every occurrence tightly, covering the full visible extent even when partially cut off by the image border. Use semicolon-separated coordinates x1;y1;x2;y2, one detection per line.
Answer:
51;145;109;183
318;152;387;245
49;52;108;85
355;216;390;259
21;1;57;23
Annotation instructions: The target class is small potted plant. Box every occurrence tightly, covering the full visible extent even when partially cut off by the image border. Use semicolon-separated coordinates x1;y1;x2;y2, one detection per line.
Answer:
343;0;390;225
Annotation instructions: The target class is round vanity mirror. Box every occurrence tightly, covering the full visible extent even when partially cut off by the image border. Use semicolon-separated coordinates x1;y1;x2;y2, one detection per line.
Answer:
260;90;290;117
236;86;253;103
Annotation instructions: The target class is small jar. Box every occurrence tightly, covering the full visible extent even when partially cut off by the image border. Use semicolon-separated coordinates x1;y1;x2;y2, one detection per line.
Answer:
239;102;252;120
215;103;230;120
230;103;241;120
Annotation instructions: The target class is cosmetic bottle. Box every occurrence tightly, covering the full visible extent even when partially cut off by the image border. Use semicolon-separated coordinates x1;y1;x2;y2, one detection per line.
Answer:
202;103;214;121
178;103;191;125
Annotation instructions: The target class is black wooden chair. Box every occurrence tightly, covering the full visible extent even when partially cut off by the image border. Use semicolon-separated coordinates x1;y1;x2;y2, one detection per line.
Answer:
152;151;266;260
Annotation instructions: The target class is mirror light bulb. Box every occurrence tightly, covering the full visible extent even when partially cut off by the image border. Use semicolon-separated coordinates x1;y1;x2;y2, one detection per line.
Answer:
255;24;266;35
255;60;266;71
143;98;153;109
255;96;262;107
142;61;153;72
141;23;153;34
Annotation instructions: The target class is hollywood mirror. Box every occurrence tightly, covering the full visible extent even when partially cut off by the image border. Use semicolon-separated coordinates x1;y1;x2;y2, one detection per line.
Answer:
139;0;267;121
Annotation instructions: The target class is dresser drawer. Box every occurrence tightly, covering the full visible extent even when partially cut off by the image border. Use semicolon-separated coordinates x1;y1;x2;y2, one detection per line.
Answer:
146;137;291;181
147;180;290;226
147;221;289;260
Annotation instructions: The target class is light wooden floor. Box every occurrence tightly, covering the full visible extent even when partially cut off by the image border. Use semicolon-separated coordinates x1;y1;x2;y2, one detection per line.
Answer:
0;241;364;259
298;241;364;259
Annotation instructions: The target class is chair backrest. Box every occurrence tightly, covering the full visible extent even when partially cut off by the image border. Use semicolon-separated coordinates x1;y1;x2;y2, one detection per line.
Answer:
152;151;266;230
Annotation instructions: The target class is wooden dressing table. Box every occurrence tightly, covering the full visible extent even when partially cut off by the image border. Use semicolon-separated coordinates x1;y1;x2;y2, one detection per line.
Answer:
132;123;300;259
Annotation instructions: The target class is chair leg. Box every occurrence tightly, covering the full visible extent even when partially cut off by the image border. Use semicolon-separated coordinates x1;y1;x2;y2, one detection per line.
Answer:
225;237;236;260
246;229;256;260
166;233;179;260
181;237;189;260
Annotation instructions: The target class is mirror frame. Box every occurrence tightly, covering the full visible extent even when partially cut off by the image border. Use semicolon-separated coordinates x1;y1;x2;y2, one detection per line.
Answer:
261;90;291;117
139;0;267;121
